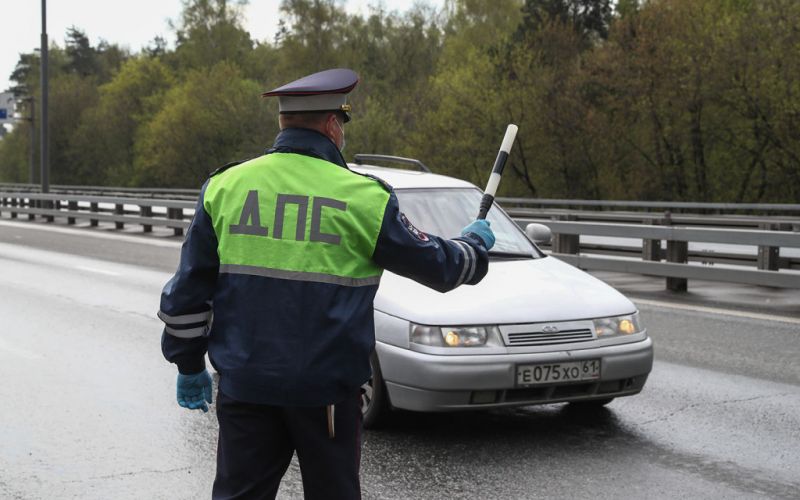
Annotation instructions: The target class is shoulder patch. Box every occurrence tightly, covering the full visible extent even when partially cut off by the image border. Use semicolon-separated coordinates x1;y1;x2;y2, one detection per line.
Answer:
356;172;393;193
399;212;430;242
210;160;244;177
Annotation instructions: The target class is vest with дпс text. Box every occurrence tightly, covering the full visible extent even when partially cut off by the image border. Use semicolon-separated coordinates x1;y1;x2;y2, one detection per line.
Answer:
158;127;490;407
204;152;389;288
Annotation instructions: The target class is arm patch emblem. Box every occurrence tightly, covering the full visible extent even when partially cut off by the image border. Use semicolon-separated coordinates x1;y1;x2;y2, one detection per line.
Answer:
400;213;429;242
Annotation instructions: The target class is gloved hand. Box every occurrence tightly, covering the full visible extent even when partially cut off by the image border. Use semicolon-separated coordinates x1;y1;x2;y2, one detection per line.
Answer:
176;370;213;413
461;219;495;250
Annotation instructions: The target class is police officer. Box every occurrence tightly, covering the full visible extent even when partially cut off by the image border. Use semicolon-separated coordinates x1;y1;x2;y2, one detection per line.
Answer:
158;68;495;500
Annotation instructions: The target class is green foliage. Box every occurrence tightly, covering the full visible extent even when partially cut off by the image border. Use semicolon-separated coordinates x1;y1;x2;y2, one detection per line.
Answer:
133;61;272;187
0;125;30;182
65;27;97;77
1;0;799;202
590;0;800;202
517;0;614;44
69;57;176;186
172;0;255;71
48;73;101;184
9;52;39;96
275;0;349;74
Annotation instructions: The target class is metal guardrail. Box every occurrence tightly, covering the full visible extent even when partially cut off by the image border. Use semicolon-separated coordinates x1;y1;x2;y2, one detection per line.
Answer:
514;219;800;289
1;186;799;289
503;207;800;230
2;184;798;211
0;183;199;200
497;197;800;214
0;191;194;235
497;196;800;289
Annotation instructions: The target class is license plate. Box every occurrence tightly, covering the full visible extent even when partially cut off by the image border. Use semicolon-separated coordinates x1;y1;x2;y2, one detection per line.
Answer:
516;360;601;386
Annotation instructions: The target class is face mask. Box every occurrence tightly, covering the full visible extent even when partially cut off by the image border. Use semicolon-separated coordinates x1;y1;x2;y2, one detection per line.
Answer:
334;119;346;152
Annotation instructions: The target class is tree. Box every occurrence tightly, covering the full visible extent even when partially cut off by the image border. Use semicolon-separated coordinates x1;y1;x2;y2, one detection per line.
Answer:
517;0;614;45
133;62;274;187
65;27;97;77
8;53;39;96
0;126;30;182
68;57;176;185
46;73;100;184
273;0;349;77
171;0;254;71
2;0;799;202
408;0;522;184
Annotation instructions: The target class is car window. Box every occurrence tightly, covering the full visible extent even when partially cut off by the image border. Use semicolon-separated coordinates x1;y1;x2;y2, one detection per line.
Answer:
394;188;541;258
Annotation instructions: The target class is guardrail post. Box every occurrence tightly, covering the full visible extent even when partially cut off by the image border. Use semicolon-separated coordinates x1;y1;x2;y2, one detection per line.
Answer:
43;200;54;223
27;198;35;220
89;202;99;227
11;197;18;219
168;207;184;237
67;200;77;225
552;215;579;254
115;204;124;230
54;200;62;222
757;222;780;271
140;206;153;233
642;218;662;261
663;212;688;291
666;240;689;291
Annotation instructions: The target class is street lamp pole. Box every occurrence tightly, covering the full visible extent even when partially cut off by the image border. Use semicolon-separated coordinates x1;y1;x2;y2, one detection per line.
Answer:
40;0;49;193
26;98;35;184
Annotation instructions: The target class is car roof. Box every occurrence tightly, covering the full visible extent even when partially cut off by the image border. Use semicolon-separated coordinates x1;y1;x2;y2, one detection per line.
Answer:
348;163;477;190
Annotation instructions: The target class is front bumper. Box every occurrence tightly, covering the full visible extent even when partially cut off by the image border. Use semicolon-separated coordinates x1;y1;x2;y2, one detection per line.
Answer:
377;337;653;412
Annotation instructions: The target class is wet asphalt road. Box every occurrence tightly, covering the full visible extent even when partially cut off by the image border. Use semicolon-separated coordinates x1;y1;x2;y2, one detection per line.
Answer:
0;219;799;499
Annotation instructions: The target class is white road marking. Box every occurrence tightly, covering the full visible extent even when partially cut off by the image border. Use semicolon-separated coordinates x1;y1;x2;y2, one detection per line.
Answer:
76;266;122;277
632;297;800;325
0;219;183;248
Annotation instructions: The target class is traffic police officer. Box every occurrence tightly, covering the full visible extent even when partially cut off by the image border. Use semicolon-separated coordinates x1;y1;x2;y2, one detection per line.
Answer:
158;68;495;500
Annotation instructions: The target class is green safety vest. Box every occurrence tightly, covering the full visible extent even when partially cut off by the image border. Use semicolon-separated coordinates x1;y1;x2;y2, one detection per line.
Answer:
204;153;391;287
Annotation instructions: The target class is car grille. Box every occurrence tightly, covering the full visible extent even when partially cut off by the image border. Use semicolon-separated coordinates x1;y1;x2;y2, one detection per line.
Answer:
506;328;594;347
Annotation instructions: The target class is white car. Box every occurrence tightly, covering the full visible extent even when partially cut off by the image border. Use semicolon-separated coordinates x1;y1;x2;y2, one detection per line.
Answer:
354;158;653;427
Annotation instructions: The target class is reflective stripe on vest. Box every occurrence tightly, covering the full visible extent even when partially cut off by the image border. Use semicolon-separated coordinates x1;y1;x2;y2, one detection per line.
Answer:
204;153;389;285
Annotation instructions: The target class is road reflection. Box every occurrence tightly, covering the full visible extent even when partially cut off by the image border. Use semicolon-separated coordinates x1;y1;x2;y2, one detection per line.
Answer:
360;403;798;500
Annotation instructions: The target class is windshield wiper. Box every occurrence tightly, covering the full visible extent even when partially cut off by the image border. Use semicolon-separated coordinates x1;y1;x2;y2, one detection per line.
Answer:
487;250;534;259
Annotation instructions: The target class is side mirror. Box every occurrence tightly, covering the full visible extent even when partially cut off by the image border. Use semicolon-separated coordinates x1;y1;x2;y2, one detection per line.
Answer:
525;223;552;244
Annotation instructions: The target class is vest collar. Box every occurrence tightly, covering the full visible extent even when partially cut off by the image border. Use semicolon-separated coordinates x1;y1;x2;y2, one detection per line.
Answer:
266;128;348;169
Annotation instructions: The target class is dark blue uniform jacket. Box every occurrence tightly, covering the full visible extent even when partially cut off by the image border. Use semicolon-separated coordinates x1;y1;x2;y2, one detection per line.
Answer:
160;128;489;406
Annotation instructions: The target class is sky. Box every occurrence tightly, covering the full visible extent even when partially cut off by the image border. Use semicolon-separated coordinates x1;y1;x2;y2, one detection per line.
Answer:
1;0;440;93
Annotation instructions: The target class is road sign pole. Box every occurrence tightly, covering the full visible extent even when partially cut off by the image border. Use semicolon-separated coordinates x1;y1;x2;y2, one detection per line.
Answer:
40;0;49;194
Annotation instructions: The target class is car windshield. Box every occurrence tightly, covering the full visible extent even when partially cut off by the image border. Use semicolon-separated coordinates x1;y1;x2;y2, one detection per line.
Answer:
394;188;541;258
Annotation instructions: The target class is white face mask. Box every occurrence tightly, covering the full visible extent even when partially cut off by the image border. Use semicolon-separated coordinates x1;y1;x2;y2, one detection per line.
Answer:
334;119;346;152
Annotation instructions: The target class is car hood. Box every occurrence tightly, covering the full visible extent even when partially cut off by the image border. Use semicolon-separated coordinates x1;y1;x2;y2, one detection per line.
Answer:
374;256;636;325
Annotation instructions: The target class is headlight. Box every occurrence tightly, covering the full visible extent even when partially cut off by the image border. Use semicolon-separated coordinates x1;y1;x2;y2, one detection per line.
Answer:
410;324;498;347
593;312;644;337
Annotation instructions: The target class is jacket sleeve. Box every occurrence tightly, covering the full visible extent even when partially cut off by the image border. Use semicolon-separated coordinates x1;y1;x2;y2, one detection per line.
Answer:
159;181;219;374
372;191;489;293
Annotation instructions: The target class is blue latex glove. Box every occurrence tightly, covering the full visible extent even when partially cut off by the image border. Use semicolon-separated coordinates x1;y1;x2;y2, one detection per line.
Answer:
461;219;495;250
176;370;213;413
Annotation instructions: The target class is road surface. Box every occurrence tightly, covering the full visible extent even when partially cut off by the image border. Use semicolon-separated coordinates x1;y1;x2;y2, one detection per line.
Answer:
0;219;798;499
